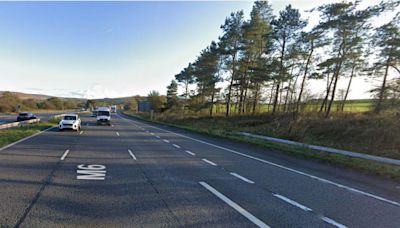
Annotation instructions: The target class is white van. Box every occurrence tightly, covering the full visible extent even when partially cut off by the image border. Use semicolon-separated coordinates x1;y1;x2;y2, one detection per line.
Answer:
111;105;117;113
96;107;111;125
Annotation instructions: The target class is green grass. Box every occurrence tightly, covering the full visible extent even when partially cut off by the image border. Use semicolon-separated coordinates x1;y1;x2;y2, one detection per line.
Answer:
192;99;375;116
0;122;54;148
123;110;400;179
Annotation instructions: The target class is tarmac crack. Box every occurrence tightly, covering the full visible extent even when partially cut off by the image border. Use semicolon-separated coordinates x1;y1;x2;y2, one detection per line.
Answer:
13;161;61;228
137;162;183;227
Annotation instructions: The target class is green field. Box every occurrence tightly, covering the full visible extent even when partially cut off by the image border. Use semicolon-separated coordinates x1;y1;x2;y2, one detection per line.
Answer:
184;99;375;116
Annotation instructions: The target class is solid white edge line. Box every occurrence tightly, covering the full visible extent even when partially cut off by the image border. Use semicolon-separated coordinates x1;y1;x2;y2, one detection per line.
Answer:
202;158;217;166
321;216;347;228
0;126;56;151
117;114;400;207
273;194;312;212
185;150;196;156
128;149;137;160
199;181;270;228
230;172;255;184
163;139;170;143
173;144;181;149
60;149;70;161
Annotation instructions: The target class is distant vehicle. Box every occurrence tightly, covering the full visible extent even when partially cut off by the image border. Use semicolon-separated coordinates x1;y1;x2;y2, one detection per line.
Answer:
80;108;86;112
111;105;117;113
96;107;111;125
17;112;37;121
59;114;81;131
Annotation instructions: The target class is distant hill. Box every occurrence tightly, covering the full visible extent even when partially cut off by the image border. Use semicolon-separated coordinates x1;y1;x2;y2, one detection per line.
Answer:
0;91;52;100
0;91;87;103
92;95;145;105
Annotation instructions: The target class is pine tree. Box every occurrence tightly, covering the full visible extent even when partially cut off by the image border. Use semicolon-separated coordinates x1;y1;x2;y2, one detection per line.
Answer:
271;4;306;113
175;63;195;99
219;11;245;117
166;80;179;109
371;13;400;113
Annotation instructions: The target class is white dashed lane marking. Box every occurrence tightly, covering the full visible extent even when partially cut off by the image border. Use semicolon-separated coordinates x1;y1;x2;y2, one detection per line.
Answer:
202;159;217;166
173;144;181;149
230;172;255;184
60;149;70;161
128;149;137;160
273;194;312;212
185;150;196;156
199;181;270;228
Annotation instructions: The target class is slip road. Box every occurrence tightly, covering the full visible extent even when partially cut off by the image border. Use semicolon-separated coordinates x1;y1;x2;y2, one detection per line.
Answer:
0;113;399;227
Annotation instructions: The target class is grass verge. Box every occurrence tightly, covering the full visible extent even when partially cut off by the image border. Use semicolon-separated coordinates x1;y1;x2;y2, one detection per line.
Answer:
0;122;54;148
122;111;400;180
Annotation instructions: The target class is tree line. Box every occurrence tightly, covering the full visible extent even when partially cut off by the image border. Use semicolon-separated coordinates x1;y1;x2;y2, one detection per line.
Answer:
160;0;399;117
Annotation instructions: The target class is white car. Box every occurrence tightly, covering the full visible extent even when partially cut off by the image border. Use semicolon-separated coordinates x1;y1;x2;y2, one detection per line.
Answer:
96;107;111;125
59;114;81;131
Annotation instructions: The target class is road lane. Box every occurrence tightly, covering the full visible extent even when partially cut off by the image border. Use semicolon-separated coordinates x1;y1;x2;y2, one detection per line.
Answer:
1;112;399;227
112;115;331;227
16;116;258;227
19;117;182;227
117;113;400;227
0;127;81;226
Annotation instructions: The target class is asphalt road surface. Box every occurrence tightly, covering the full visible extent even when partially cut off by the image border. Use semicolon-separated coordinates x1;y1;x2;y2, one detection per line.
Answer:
0;112;399;227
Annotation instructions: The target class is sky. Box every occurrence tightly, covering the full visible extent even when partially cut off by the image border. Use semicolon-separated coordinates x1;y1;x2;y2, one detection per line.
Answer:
0;1;396;99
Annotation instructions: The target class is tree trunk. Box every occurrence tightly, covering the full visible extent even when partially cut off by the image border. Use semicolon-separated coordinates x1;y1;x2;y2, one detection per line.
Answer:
268;81;275;112
210;88;215;117
252;83;259;115
225;51;237;117
283;79;292;112
273;39;286;113
238;61;249;114
340;65;355;112
279;81;284;112
375;61;390;113
319;72;333;113
242;78;249;114
296;43;314;113
325;62;342;118
289;72;300;112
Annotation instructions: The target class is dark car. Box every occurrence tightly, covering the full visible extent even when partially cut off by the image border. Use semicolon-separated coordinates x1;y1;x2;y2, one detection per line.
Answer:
17;112;37;121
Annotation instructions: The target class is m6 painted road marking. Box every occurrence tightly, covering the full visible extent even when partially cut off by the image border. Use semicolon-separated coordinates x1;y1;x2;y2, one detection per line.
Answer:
77;164;106;180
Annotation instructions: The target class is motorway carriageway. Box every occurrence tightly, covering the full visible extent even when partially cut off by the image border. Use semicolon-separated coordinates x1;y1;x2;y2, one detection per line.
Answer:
0;112;66;125
0;113;399;227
